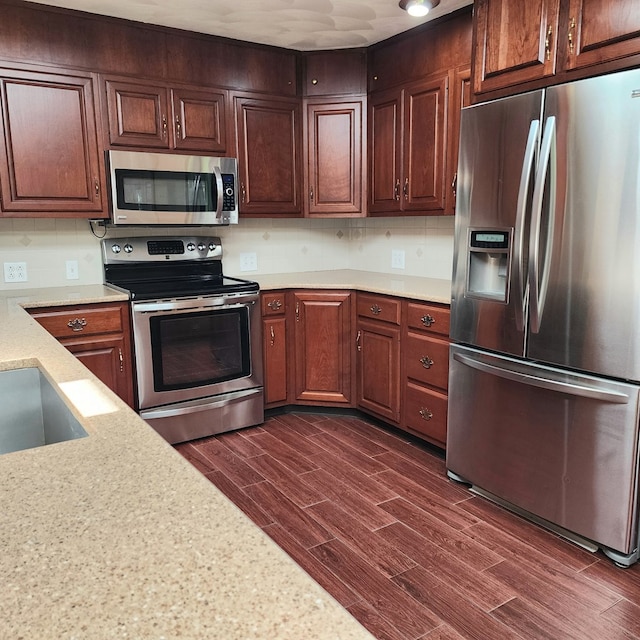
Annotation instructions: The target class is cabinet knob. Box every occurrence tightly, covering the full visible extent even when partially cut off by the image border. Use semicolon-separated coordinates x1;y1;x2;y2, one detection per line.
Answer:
419;408;433;421
311;78;318;85
421;314;435;328
370;304;382;315
267;299;282;311
420;356;434;369
67;317;87;332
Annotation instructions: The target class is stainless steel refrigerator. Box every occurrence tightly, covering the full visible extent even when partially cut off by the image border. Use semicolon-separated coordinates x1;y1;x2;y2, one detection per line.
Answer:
447;67;640;567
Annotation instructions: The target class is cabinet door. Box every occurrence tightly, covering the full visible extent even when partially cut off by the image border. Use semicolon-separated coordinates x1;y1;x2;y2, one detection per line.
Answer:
171;86;227;153
472;0;561;94
263;317;288;407
564;0;640;71
293;291;352;405
65;335;135;408
306;99;364;216
105;79;170;149
0;68;104;215
403;74;448;212
234;94;302;216
356;319;400;424
368;88;402;214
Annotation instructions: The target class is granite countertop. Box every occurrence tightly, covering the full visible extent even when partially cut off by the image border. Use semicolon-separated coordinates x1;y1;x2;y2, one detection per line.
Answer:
0;285;374;639
254;269;452;304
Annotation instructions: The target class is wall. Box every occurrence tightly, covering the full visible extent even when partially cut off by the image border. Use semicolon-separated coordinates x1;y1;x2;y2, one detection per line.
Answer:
0;216;454;290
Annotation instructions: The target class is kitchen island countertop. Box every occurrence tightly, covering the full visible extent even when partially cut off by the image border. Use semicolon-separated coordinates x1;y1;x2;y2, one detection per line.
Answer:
0;285;374;639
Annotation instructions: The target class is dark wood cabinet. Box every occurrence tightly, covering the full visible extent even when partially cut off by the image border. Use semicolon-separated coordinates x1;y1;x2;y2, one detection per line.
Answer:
473;0;640;96
292;291;353;405
355;293;401;424
0;65;105;217
368;72;448;215
304;98;365;217
104;77;227;153
233;93;302;217
261;291;289;408
29;302;135;408
302;49;367;97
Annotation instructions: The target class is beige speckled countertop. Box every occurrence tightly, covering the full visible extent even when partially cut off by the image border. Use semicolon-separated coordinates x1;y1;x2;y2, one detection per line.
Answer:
0;285;374;639
254;269;452;304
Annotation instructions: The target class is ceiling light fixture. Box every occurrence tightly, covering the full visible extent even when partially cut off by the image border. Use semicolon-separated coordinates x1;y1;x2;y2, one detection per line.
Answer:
398;0;441;18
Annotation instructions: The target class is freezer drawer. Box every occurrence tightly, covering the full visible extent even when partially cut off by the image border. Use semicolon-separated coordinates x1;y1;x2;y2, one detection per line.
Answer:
447;344;640;558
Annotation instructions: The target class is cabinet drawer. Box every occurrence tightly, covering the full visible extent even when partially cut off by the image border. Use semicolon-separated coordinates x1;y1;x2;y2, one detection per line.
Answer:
404;382;447;446
406;302;450;336
357;293;401;325
404;333;449;391
30;305;124;339
261;292;287;316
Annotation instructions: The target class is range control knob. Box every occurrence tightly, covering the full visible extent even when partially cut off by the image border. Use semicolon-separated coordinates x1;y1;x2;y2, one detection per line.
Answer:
198;243;206;251
208;242;217;251
111;244;121;254
187;242;196;251
124;244;133;253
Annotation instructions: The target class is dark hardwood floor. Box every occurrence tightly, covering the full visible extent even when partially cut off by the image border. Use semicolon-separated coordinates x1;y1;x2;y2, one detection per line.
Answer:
175;412;640;640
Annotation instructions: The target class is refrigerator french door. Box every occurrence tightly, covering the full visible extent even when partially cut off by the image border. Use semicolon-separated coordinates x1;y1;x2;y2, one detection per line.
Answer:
448;68;640;566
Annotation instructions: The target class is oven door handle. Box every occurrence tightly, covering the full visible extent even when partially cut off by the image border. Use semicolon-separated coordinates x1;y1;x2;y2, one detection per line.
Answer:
140;388;261;420
133;296;257;313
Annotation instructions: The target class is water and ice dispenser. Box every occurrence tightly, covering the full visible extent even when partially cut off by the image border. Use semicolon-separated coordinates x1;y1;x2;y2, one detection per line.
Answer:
466;229;511;302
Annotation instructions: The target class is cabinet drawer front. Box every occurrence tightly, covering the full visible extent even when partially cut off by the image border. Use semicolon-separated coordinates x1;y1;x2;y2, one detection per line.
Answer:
404;383;447;446
405;333;449;391
261;292;287;316
32;306;124;339
357;294;401;325
406;302;450;336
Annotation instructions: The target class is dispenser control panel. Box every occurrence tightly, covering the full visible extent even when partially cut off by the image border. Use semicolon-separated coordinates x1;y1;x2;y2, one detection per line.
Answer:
466;227;511;303
470;230;509;250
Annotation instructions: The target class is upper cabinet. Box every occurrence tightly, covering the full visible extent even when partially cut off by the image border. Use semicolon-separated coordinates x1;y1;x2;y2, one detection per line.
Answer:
473;0;640;97
233;93;302;217
103;76;227;153
0;65;105;217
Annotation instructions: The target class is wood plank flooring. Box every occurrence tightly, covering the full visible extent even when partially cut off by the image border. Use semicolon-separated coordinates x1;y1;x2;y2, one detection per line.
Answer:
175;412;640;640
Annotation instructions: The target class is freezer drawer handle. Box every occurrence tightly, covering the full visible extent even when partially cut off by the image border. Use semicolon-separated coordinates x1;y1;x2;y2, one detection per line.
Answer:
453;352;630;404
419;408;433;421
421;314;435;328
420;356;434;369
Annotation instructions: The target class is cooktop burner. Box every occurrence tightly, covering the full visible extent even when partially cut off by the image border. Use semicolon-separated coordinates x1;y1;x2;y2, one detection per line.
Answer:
102;235;259;301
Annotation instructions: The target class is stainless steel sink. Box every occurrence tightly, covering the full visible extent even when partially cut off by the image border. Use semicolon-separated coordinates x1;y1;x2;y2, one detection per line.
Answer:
0;367;88;455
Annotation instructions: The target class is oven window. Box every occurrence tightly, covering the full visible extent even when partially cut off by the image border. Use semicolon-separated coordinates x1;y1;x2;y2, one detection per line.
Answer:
150;307;250;391
115;169;216;212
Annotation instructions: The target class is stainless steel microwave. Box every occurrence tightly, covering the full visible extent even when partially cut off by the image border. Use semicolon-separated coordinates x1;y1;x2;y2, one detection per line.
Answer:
107;150;238;226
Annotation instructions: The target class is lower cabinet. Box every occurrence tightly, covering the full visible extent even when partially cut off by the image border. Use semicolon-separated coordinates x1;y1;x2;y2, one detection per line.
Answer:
261;291;289;408
292;290;353;405
28;301;135;408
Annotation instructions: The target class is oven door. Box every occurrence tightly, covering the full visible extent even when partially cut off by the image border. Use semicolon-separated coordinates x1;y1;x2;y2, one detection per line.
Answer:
131;292;262;411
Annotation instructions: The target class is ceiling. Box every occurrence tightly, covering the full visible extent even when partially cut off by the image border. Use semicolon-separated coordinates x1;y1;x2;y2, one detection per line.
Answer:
25;0;473;51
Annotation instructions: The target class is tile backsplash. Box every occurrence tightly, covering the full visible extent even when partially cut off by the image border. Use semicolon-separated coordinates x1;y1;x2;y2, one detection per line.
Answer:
0;216;454;290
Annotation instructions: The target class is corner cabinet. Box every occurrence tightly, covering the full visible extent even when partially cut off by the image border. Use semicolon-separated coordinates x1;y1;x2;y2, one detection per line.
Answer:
368;72;448;215
0;65;105;217
292;291;353;405
103;76;227;153
233;93;302;217
29;302;135;408
261;291;289;408
472;0;640;96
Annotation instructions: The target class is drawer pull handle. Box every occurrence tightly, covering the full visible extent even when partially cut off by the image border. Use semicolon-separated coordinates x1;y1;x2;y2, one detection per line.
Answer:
370;304;382;315
67;317;87;332
419;408;433;421
420;356;434;369
421;314;435;328
267;299;282;311
270;325;276;346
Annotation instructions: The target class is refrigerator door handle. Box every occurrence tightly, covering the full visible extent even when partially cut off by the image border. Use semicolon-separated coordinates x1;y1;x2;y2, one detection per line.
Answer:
513;119;540;331
529;116;557;333
453;351;630;404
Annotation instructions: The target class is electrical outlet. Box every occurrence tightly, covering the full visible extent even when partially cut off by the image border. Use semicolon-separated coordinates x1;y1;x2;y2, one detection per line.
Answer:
3;262;28;283
66;260;79;280
239;252;258;272
391;250;405;270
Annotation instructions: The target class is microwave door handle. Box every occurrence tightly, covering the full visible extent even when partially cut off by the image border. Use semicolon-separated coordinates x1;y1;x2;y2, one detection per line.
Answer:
513;119;540;332
213;166;223;214
529;116;557;334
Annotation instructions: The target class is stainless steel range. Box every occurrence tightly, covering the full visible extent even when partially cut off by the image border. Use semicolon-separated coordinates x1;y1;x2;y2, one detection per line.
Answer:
102;235;263;444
